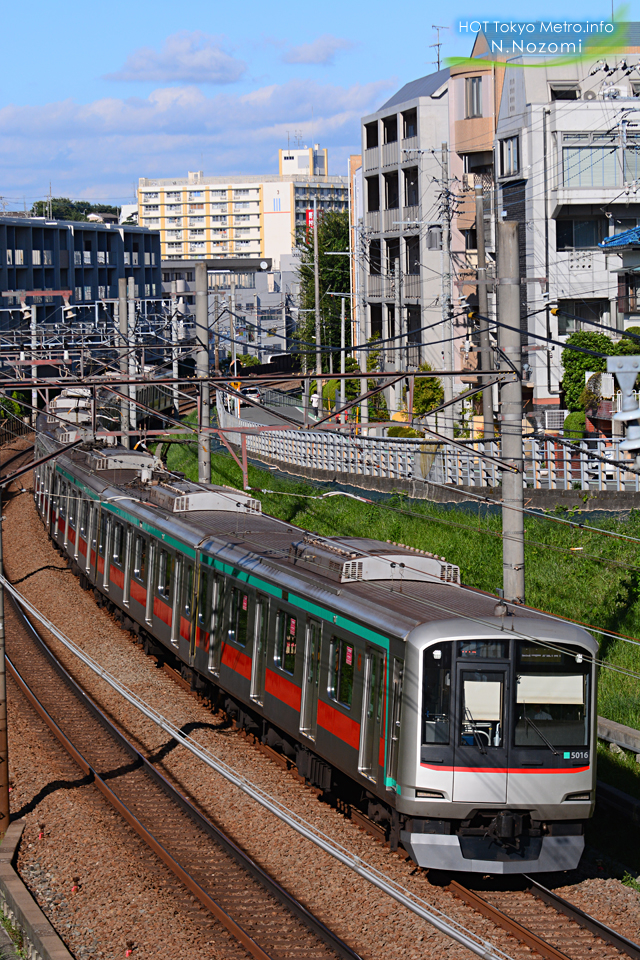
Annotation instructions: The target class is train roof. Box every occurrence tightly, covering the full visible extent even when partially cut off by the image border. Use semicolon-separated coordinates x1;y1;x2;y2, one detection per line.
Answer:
38;424;595;648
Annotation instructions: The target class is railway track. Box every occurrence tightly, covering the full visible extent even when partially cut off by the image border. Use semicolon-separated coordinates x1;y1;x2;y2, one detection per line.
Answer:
447;876;640;960
4;593;363;960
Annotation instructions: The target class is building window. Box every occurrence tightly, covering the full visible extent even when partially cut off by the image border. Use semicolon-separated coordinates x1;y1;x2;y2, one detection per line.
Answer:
370;239;381;275
550;85;579;101
406;236;420;275
465;77;483;118
84;286;91;301
188;191;203;199
144;205;159;212
212;216;227;223
562;132;621;187
166;192;181;200
403;108;417;139
404;167;419;207
500;136;520;177
365;121;378;149
384;171;399;210
556;299;610;336
189;217;205;226
144;192;159;200
366;176;380;212
382;115;398;144
556;219;607;250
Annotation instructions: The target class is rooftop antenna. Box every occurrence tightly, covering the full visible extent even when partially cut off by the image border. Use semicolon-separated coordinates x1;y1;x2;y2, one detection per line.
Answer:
430;24;450;71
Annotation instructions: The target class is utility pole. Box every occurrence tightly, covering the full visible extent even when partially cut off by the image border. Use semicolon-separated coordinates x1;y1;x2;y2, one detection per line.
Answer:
195;262;211;484
127;277;136;441
475;183;494;440
358;223;369;428
171;280;179;419
441;143;454;439
30;305;37;428
230;276;237;374
0;487;9;838
213;292;220;374
394;257;403;416
340;296;346;422
497;221;525;604
118;278;129;448
313;197;323;417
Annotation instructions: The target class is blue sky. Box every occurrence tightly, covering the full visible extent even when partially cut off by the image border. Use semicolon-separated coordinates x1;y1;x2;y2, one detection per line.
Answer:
0;0;618;207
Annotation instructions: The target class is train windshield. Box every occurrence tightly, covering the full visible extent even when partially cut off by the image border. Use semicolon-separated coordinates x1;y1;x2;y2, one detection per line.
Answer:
515;641;590;748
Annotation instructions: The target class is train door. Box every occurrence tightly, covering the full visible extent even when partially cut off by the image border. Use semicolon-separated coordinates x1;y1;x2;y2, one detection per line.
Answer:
250;595;268;704
358;648;385;781
452;663;509;803
386;658;404;790
299;619;322;740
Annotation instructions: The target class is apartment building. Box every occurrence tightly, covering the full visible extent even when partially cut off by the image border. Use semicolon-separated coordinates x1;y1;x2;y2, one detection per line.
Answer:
0;215;161;326
138;147;349;268
359;70;451;375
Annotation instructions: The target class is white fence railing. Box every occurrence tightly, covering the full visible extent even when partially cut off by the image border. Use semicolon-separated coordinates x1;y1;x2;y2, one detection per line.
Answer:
216;395;640;492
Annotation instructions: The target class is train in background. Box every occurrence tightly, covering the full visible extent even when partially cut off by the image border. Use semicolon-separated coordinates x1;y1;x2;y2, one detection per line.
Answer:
33;410;597;874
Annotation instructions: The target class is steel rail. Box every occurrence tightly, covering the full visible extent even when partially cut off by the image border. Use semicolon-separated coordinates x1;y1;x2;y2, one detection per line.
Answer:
6;653;274;960
525;876;640;960
447;881;572;960
4;577;514;960
6;593;364;960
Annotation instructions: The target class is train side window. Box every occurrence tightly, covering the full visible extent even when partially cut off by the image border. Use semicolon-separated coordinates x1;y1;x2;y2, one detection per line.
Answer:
158;550;173;599
79;500;88;536
59;482;67;520
184;564;194;618
228;587;249;646
68;488;77;528
328;636;354;708
274;612;297;674
422;644;452;744
197;571;210;627
133;536;147;581
112;523;124;565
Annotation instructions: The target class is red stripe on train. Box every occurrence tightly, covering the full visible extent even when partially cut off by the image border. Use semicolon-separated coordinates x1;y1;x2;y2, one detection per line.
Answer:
221;644;252;680
110;565;124;589
317;700;360;750
153;596;172;627
265;669;301;711
420;763;590;774
130;580;146;606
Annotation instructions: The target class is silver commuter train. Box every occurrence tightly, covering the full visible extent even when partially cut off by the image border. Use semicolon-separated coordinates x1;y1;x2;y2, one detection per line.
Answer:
33;422;597;874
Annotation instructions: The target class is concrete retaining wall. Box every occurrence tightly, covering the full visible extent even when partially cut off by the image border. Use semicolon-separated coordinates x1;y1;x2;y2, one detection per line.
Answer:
0;823;73;960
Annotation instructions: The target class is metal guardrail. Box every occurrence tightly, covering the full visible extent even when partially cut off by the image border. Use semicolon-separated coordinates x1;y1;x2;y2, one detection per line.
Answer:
216;396;640;491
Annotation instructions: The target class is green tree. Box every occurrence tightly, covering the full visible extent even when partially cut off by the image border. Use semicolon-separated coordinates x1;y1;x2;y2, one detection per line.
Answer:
31;198;118;222
0;392;22;419
561;331;614;411
412;362;444;416
366;335;389;421
238;354;261;368
295;211;350;373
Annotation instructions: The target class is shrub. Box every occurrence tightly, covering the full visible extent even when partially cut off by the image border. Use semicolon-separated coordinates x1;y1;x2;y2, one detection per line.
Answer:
563;410;586;439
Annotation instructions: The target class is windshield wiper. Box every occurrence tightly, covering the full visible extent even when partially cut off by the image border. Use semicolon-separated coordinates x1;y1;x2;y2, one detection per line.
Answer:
464;707;487;754
524;715;558;755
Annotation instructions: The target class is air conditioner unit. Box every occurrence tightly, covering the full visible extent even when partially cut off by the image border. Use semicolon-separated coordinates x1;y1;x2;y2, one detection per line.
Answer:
583;89;598;101
602;85;625;99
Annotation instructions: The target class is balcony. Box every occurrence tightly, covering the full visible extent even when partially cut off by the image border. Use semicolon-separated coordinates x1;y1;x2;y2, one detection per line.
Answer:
401;136;418;158
367;275;385;297
382;209;400;231
365;211;380;233
403;274;421;298
364;147;379;171
382;142;399;167
402;205;420;226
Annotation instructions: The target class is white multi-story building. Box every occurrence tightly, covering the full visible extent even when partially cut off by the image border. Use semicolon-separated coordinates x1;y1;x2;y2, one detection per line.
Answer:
137;147;349;268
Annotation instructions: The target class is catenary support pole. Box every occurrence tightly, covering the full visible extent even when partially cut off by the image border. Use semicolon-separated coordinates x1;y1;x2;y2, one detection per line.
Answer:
127;277;137;442
475;183;494;440
313;197;323;417
171;280;179;419
213;293;220;375
30;306;38;428
118;278;130;448
195;262;211;484
0;490;9;838
441;143;454;439
497;221;525;604
394;257;403;416
340;296;346;422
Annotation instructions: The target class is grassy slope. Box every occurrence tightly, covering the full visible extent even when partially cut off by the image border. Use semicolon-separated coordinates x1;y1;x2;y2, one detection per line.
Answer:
166;440;640;793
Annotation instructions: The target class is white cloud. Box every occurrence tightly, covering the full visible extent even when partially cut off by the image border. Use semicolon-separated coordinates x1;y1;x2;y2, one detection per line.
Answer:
283;34;354;66
0;78;392;198
105;32;246;84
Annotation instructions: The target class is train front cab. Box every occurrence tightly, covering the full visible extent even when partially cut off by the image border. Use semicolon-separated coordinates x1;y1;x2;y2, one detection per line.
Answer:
397;618;598;874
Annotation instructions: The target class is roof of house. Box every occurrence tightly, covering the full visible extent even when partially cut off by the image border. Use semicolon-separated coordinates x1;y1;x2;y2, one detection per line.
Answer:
600;226;640;249
379;68;450;110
